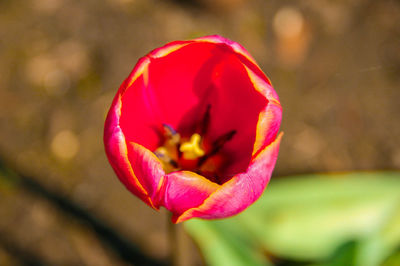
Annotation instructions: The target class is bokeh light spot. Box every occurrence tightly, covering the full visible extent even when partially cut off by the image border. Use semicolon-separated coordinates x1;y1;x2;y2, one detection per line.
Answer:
273;7;304;39
51;130;80;160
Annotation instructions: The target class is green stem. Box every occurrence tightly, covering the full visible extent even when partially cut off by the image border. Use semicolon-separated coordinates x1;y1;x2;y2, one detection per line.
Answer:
168;213;178;266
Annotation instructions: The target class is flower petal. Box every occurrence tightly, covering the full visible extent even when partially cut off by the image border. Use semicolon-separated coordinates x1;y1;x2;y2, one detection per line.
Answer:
126;141;166;208
252;101;282;156
144;42;227;137
243;65;282;154
149;41;192;59
119;58;165;151
104;92;155;207
162;171;220;223
195;35;273;87
194;35;258;67
175;132;283;223
203;53;268;181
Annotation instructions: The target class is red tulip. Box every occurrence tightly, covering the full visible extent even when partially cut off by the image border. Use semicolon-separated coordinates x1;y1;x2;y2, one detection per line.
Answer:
104;35;282;223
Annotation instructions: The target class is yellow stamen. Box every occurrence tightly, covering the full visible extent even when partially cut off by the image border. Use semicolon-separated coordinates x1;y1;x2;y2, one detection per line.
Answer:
154;147;169;161
154;147;178;172
179;133;205;160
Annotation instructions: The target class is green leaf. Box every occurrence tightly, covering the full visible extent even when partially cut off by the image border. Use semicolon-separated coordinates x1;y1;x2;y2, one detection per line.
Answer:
184;172;400;266
382;251;400;266
185;218;271;266
322;240;359;266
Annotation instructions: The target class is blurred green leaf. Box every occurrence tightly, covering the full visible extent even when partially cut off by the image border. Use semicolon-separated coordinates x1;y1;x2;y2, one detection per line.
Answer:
184;172;400;266
185;218;271;266
382;251;400;266
319;240;359;266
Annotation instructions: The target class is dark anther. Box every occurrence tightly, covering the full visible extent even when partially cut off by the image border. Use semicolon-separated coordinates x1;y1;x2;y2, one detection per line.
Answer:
213;130;236;152
197;130;237;167
169;159;179;168
162;123;180;150
162;123;178;138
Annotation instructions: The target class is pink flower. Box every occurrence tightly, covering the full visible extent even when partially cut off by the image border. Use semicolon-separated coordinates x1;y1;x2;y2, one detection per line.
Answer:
104;35;282;223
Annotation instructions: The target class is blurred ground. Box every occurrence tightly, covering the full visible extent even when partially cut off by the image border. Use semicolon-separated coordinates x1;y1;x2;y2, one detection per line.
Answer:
0;0;399;265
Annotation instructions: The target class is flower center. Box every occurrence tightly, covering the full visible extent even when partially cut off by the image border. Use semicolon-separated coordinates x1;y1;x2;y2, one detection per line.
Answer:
153;107;236;184
154;124;207;173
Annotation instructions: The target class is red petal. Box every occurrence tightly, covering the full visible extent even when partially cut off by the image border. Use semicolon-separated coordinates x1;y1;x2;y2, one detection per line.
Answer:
145;42;227;137
175;132;283;223
126;142;166;208
119;58;164;151
203;53;269;181
243;65;282;155
162;171;220;223
104;92;158;207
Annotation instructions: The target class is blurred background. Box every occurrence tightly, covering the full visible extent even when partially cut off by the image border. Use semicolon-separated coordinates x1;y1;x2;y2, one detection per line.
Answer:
0;0;399;265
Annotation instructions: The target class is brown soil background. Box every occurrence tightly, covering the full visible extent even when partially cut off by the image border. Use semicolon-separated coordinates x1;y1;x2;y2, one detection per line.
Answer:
0;0;399;265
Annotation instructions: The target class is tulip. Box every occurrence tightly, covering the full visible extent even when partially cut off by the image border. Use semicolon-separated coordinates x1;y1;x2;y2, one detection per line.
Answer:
104;35;282;223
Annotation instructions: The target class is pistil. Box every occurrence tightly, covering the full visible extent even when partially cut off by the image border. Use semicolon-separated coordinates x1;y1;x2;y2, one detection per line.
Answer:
179;133;205;160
